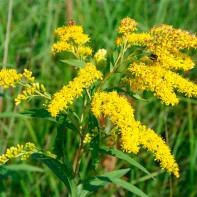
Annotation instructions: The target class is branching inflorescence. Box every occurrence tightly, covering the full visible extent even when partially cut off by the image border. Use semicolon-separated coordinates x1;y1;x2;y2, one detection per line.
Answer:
1;18;197;181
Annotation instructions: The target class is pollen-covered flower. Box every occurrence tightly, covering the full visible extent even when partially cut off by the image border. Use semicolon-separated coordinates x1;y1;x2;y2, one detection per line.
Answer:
124;61;197;105
147;25;197;56
48;63;103;117
0;142;35;165
144;24;197;70
51;22;93;59
94;49;107;69
91;91;179;177
118;17;138;34
0;69;23;89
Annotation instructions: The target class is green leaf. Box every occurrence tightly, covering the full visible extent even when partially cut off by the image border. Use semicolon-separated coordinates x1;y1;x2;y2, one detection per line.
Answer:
0;112;26;118
89;114;100;169
112;50;119;65
133;93;147;102
54;114;67;158
61;59;86;68
4;164;44;172
98;147;154;180
109;177;148;197
79;168;130;197
31;153;77;197
20;108;57;122
105;87;148;102
0;93;5;97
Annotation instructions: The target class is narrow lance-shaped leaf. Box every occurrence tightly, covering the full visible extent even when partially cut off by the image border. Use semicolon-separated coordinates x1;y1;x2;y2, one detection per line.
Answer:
61;59;86;68
79;168;130;197
89;114;100;170
98;147;154;180
31;153;77;197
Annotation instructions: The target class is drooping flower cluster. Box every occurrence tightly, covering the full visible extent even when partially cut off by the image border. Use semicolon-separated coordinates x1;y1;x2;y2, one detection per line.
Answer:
0;69;23;88
48;63;103;117
117;17;197;105
124;62;197;105
94;49;107;69
91;91;179;177
51;21;93;58
0;142;35;165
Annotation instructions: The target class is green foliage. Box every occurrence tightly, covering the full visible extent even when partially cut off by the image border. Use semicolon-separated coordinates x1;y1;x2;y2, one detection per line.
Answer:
0;0;197;196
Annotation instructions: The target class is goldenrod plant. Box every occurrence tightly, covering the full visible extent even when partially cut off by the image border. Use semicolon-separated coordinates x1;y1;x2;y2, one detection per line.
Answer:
1;17;197;196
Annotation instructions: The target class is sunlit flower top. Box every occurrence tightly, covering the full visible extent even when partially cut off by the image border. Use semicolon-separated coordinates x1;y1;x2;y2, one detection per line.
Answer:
51;21;93;59
118;17;138;34
116;17;197;105
48;63;103;117
91;91;179;177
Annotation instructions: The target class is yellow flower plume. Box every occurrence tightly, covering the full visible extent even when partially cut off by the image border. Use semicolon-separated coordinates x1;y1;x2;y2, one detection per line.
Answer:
48;63;103;117
51;22;93;58
91;91;179;177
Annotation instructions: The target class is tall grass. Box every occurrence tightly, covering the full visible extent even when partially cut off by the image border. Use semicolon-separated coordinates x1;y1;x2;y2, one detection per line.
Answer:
0;0;197;196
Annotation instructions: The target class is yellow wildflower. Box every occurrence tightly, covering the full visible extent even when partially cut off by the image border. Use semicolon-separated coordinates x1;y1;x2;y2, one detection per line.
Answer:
91;91;179;177
48;63;103;117
118;17;138;34
0;142;35;165
23;69;35;83
0;69;23;89
83;133;92;144
125;61;197;105
51;23;93;59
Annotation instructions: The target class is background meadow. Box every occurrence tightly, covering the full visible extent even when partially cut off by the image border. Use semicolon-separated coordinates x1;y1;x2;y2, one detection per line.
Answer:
0;0;197;196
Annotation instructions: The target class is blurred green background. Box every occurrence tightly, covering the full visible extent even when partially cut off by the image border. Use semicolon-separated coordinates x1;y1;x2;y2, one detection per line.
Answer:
0;0;197;196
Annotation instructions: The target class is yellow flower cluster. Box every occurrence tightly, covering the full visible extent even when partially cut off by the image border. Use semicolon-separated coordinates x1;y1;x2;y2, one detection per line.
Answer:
147;24;197;57
48;63;103;117
83;133;92;144
15;82;46;105
125;62;197;105
0;68;37;90
115;17;151;48
91;91;179;177
0;69;23;89
144;24;197;71
94;49;107;69
0;142;35;165
116;18;197;105
118;17;138;34
51;23;93;58
116;33;151;47
23;69;35;83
